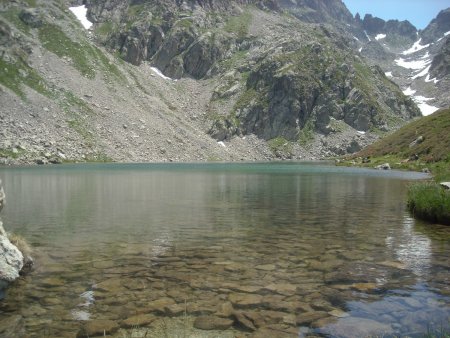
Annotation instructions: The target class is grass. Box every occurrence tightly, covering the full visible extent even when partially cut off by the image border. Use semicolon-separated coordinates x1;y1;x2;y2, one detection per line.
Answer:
407;182;450;225
38;23;96;78
38;23;126;82
224;10;252;40
357;108;450;163
268;137;293;156
0;148;24;159
0;58;53;99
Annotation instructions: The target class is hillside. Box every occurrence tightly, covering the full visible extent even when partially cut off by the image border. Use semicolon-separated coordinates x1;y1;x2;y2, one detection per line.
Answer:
0;0;445;165
352;108;450;180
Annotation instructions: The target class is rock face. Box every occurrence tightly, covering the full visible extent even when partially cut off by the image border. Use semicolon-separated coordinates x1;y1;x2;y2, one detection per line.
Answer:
430;37;450;80
360;14;417;42
0;180;24;289
421;8;450;44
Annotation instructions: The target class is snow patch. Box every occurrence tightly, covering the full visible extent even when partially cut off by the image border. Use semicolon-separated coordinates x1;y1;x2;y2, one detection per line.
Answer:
69;5;93;29
150;67;174;81
395;57;431;70
415;98;439;116
359;47;363;53
411;65;430;79
375;34;386;40
353;36;360;41
357;131;366;135
403;87;416;96
445;31;450;36
402;38;430;55
402;88;439;116
218;141;226;148
364;31;371;42
385;71;393;78
425;74;439;84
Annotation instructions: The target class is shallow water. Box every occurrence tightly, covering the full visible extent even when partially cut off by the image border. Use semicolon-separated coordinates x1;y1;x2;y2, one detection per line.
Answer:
0;162;449;337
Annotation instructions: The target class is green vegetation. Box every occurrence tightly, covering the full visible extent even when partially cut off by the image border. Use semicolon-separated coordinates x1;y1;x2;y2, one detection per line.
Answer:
127;4;146;20
38;23;125;82
224;10;252;39
0;58;52;99
59;90;96;144
233;88;259;113
408;182;450;225
345;108;450;225
268;137;293;156
175;18;193;29
357;108;450;165
298;119;315;145
38;23;96;78
219;50;249;70
95;21;117;37
2;8;31;34
0;148;24;159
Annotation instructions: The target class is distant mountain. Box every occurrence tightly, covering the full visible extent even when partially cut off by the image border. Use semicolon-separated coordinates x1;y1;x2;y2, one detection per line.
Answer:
350;8;450;116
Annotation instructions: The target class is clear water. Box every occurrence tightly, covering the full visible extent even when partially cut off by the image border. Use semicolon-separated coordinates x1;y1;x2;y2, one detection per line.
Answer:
0;162;449;337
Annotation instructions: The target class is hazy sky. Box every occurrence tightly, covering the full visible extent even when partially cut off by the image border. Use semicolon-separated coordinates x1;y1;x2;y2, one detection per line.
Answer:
343;0;450;29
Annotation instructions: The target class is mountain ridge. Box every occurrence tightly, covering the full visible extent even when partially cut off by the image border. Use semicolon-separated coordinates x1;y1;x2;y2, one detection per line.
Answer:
0;0;447;165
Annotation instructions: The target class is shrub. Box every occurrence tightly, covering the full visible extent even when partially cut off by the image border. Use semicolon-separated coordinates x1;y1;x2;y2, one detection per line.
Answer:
407;182;450;225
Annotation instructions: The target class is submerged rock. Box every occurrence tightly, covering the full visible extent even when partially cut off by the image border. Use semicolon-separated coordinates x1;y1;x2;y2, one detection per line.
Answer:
193;316;234;330
77;319;119;337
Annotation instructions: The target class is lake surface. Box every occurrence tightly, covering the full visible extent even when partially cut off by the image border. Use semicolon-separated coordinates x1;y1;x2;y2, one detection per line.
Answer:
0;162;449;337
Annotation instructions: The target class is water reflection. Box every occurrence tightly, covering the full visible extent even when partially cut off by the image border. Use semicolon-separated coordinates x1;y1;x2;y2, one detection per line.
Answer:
0;163;448;337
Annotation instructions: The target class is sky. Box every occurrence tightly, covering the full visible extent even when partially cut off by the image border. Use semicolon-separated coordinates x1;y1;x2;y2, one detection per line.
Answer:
343;0;450;30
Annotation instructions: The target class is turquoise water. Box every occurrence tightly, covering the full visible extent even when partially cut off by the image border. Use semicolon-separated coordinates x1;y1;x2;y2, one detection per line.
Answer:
0;162;448;337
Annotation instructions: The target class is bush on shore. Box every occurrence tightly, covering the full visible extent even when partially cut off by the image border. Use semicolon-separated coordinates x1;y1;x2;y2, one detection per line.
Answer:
407;182;450;225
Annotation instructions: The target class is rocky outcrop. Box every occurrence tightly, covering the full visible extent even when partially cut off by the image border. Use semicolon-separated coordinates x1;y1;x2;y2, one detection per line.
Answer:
361;14;417;41
0;180;24;290
421;8;450;44
221;40;419;141
430;37;450;80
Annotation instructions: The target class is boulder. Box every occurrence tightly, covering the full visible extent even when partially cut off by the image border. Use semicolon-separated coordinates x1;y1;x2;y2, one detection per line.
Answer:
440;182;450;190
19;8;43;28
0;225;24;285
0;180;31;292
375;163;391;170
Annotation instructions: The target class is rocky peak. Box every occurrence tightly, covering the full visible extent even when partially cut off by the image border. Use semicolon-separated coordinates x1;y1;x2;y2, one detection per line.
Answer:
361;14;417;41
421;8;450;44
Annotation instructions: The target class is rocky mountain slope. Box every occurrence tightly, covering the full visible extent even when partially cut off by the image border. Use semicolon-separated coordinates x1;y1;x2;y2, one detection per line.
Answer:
354;8;450;115
0;0;442;164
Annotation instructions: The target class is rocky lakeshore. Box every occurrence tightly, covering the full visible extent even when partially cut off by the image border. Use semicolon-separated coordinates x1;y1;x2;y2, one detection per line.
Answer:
0;180;31;294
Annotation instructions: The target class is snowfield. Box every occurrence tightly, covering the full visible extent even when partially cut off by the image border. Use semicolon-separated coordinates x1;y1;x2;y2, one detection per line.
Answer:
150;67;174;81
402;39;430;55
69;5;93;29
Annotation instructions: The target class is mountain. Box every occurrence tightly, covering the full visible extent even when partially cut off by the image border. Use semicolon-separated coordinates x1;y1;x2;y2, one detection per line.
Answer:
0;0;440;165
352;9;450;116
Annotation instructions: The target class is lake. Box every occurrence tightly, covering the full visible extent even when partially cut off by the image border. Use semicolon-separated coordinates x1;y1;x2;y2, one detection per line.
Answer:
0;162;449;337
